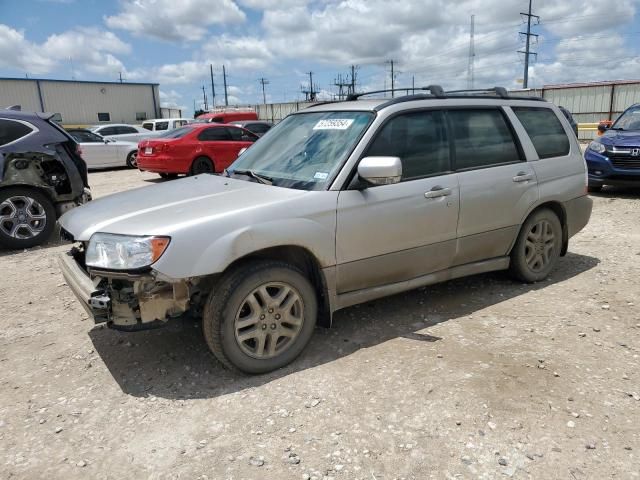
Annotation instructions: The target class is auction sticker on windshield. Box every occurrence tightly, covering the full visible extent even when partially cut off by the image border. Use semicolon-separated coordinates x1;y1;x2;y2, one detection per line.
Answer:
313;172;329;180
313;119;354;130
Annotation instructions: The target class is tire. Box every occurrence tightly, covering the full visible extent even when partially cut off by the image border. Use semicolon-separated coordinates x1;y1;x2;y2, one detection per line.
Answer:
202;261;317;374
588;185;603;193
509;208;562;283
126;150;138;169
0;187;56;249
159;173;178;180
190;156;215;176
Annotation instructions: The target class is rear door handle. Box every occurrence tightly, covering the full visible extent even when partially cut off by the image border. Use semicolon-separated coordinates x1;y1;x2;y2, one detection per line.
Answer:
424;186;452;198
513;172;533;182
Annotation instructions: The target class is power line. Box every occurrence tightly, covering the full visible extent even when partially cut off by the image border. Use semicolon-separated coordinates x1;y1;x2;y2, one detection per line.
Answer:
518;0;540;88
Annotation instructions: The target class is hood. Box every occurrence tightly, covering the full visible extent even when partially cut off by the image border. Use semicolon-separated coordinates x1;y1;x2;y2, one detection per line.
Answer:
600;130;640;147
59;174;307;241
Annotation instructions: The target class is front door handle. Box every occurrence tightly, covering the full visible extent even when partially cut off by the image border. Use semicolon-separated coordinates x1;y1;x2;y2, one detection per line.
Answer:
424;186;452;198
513;172;533;182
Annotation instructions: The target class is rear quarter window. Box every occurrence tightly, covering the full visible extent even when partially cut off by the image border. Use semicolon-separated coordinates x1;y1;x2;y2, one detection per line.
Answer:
0;119;34;146
512;107;570;159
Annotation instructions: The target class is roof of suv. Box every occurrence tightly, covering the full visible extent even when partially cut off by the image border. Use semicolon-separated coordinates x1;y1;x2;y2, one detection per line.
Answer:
302;86;547;114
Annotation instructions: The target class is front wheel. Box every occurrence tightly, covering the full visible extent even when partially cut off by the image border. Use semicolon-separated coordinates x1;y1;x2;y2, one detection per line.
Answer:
202;261;317;374
509;209;562;283
126;150;138;169
0;188;56;249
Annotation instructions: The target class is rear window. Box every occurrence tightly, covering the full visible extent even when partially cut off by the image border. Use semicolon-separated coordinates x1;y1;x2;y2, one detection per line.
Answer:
449;109;522;169
159;126;193;138
513;107;570;159
0;119;33;146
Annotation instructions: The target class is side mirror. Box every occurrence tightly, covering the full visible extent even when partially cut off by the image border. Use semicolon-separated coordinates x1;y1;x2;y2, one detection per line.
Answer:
597;124;608;134
357;156;402;186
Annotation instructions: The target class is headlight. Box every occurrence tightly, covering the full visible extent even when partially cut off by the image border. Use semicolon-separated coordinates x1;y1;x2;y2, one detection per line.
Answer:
85;233;170;270
588;141;606;154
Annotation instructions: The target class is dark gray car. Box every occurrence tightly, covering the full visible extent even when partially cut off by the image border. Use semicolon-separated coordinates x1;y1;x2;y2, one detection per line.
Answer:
0;108;90;248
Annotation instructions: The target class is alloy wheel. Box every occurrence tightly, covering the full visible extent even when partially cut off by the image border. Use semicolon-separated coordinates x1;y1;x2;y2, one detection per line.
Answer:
524;219;555;272
0;196;47;240
234;282;305;359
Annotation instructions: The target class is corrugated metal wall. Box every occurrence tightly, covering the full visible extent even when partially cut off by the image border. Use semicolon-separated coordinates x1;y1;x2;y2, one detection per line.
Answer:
255;101;315;122
160;107;183;118
0;79;42;112
513;82;640;139
0;79;160;125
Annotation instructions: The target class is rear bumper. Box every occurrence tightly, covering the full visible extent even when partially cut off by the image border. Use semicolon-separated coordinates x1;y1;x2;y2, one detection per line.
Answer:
564;195;593;239
137;154;186;174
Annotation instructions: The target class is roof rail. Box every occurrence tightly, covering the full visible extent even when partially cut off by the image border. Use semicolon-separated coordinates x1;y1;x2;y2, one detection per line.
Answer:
346;85;445;101
445;86;510;98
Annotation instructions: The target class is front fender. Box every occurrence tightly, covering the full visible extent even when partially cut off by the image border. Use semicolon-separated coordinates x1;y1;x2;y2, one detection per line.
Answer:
152;217;336;279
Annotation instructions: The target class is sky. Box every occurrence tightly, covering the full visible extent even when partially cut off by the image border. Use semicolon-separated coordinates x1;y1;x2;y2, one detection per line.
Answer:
1;0;639;117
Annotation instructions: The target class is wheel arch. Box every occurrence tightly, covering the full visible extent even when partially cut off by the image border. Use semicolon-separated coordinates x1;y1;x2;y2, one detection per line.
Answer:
513;200;568;256
217;245;332;328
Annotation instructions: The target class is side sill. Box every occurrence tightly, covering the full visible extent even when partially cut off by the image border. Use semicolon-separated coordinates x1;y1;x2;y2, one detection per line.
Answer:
333;256;510;311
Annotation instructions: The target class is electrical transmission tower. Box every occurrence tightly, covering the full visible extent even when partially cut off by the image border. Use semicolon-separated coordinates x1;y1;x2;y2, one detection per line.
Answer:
333;73;351;100
518;0;539;88
467;14;475;89
259;77;269;104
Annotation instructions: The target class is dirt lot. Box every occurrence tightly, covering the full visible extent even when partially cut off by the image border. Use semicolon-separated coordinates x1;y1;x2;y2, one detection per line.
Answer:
1;169;639;479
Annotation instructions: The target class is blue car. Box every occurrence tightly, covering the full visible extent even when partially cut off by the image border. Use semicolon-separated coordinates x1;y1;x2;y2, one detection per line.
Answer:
584;103;640;191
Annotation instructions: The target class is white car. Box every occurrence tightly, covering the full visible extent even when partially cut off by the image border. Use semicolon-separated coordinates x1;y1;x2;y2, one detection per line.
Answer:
89;124;157;143
141;118;191;133
68;129;139;170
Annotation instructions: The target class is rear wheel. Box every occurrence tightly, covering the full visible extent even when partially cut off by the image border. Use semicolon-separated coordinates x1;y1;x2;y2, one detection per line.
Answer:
190;156;215;176
588;185;603;193
509;209;562;283
0;188;56;249
126;150;138;169
202;261;317;374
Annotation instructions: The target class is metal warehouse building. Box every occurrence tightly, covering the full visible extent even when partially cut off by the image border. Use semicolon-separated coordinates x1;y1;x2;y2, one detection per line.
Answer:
0;77;160;126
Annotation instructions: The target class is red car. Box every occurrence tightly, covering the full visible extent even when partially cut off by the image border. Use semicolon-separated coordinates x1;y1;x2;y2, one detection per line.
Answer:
137;124;258;178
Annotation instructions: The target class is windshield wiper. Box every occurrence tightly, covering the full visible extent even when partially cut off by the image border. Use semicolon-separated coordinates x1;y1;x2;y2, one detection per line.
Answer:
610;127;625;131
229;168;273;185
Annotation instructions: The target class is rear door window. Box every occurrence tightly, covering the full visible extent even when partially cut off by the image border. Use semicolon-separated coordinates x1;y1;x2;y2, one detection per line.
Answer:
117;126;139;135
0;119;33;146
198;127;231;141
142;122;153;131
155;121;169;131
512;107;570;158
99;126;118;136
448;109;522;170
365;110;451;180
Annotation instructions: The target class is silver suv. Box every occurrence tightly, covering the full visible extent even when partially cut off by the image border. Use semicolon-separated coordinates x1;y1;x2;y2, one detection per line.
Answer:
58;86;592;374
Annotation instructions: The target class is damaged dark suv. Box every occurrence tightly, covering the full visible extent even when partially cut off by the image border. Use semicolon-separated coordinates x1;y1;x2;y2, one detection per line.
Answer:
0;109;90;249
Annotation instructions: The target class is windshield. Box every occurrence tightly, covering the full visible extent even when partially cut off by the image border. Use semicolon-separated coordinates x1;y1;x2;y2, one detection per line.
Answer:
612;105;640;131
227;111;373;190
157;126;194;138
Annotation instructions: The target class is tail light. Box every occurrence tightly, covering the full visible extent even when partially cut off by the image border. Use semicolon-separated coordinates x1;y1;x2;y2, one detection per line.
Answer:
76;145;83;157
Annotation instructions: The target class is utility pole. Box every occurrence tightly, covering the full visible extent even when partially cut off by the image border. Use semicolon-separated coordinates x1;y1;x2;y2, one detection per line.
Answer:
518;0;539;88
350;65;357;95
202;85;208;111
210;64;216;108
118;71;124;83
259;77;269;104
387;60;396;98
412;75;415;94
302;71;317;101
467;14;475;89
222;65;229;106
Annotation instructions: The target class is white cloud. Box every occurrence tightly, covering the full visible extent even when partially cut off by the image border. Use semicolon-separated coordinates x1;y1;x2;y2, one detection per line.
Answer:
105;0;246;42
0;24;131;77
0;25;55;73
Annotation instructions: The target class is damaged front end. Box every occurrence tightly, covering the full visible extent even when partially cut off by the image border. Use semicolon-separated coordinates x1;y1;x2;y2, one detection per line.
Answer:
60;244;202;331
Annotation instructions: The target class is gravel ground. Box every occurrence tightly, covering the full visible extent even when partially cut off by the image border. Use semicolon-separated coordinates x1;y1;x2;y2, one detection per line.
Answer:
1;168;639;480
